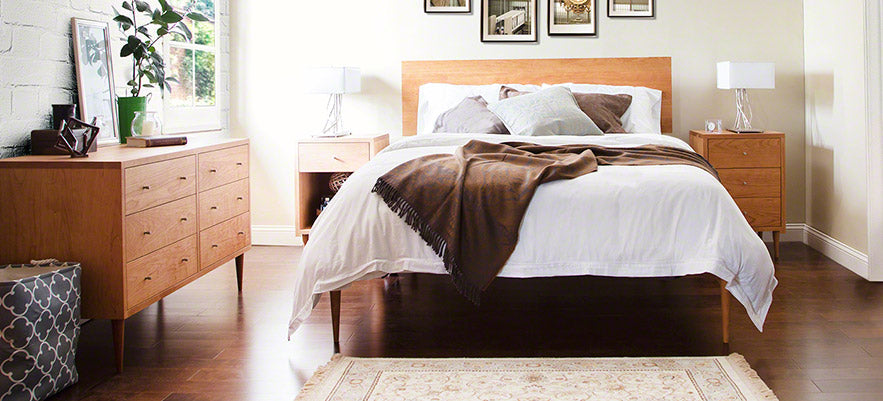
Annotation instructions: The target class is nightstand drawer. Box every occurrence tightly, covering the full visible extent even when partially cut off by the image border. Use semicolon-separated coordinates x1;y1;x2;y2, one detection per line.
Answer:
200;212;250;269
198;145;249;192
199;179;249;230
126;235;198;308
125;196;197;262
125;156;196;214
718;168;781;198
707;138;781;168
299;143;370;172
734;197;781;228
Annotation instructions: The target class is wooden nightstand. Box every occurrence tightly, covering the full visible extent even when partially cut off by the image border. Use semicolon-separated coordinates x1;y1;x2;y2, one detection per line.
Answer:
689;130;786;259
296;134;390;244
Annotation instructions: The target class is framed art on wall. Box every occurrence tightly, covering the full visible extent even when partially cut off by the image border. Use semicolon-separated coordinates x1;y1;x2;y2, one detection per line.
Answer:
71;18;119;143
608;0;654;18
549;0;597;36
426;0;471;13
481;0;537;42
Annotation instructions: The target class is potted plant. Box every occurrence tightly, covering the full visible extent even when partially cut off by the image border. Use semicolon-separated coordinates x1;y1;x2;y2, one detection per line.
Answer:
113;0;207;143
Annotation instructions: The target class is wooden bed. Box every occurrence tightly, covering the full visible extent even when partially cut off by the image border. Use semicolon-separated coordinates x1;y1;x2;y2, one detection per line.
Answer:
327;57;731;348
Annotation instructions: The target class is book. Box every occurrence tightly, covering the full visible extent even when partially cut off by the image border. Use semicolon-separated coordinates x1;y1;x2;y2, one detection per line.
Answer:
126;135;188;148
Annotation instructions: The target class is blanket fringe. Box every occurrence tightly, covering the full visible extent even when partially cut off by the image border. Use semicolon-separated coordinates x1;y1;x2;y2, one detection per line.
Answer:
372;178;482;304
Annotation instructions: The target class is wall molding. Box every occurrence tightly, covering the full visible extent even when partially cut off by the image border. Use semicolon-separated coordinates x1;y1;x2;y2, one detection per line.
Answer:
252;225;303;247
768;223;870;279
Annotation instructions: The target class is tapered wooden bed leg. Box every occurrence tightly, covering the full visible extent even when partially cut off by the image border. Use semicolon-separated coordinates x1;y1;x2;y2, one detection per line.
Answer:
720;280;730;344
330;290;341;347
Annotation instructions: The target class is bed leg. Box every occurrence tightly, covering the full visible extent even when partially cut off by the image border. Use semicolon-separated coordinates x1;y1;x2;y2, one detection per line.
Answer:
720;280;730;344
330;290;341;347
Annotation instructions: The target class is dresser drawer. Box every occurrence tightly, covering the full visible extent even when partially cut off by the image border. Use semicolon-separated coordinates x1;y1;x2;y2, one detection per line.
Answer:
126;235;198;308
199;179;249;230
734;197;782;228
125;156;196;214
125;196;197;262
298;143;370;172
198;145;249;192
200;213;250;269
718;168;781;198
707;138;781;168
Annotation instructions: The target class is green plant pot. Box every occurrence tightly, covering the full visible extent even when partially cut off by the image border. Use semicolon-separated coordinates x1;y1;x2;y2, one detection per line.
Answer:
117;96;147;144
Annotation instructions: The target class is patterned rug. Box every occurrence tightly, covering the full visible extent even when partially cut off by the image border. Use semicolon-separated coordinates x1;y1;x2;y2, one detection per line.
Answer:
296;354;777;400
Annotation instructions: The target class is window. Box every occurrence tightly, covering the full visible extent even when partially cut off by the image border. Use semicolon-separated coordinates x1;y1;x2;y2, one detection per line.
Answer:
163;0;220;133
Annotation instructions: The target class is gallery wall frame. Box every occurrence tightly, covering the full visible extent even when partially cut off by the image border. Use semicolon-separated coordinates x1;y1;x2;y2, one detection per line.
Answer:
481;0;539;43
425;0;472;14
548;0;598;36
607;0;655;18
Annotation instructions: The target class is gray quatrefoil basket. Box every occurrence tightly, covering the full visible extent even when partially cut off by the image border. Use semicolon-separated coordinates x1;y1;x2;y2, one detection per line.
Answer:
0;262;81;401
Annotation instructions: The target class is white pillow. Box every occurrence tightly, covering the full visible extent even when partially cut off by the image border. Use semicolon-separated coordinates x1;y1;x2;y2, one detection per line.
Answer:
416;83;541;135
487;86;603;137
542;83;663;134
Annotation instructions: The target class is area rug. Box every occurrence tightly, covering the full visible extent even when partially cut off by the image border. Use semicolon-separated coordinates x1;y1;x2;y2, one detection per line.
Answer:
296;354;777;401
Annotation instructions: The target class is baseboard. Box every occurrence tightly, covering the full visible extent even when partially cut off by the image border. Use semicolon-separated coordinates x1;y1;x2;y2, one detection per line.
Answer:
760;223;806;243
802;224;869;279
251;225;303;247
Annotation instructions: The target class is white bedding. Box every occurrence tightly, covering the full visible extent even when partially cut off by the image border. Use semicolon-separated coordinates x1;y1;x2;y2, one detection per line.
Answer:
289;133;777;335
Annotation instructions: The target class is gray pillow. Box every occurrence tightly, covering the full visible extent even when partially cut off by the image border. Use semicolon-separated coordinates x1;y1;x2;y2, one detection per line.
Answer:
433;96;510;134
487;86;603;137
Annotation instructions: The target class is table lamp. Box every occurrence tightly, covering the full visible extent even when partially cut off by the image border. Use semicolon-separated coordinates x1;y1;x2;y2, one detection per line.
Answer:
306;67;361;137
716;62;775;133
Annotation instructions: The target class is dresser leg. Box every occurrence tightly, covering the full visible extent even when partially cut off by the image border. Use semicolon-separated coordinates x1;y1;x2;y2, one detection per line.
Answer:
330;290;341;347
773;231;780;261
235;254;244;292
112;319;125;373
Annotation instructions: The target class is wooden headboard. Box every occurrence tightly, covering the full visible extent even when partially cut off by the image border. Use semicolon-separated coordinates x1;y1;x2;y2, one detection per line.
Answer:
401;57;672;135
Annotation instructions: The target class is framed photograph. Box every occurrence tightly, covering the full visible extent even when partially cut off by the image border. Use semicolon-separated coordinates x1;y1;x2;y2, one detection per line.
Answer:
71;18;118;143
426;0;471;13
608;0;654;18
481;0;537;42
549;0;597;36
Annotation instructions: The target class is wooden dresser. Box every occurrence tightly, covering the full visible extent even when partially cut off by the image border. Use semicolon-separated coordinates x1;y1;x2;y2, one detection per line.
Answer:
689;130;785;259
0;136;251;372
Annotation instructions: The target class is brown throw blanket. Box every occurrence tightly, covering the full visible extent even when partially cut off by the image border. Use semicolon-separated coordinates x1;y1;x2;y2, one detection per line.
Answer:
371;140;719;303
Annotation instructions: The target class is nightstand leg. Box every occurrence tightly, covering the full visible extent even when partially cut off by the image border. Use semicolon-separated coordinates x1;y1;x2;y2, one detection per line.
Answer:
235;254;244;292
773;231;780;261
112;319;125;373
302;234;309;245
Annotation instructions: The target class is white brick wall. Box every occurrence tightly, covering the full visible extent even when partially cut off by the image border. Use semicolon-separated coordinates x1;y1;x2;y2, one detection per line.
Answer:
0;0;230;158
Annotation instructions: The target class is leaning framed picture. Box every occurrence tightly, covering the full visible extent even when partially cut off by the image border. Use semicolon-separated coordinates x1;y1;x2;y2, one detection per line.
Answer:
481;0;537;42
549;0;597;36
71;18;119;143
608;0;654;18
426;0;471;13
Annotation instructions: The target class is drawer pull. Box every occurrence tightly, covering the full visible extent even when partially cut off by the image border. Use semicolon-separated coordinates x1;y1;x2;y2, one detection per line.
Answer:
179;176;187;180
180;217;188;222
143;231;151;235
212;244;219;248
236;196;244;201
742;181;748;185
332;156;344;162
238;231;245;235
144;276;152;281
142;185;151;190
209;169;217;173
742;152;748;156
236;162;243;166
181;258;189;263
210;206;218;210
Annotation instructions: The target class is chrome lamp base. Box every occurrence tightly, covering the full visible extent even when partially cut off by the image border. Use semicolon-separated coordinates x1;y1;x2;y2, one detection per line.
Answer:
314;93;351;138
728;88;764;133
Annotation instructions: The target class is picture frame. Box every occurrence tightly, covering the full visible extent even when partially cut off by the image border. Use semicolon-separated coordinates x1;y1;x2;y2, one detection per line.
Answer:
425;0;471;13
607;0;654;18
548;0;597;36
481;0;538;43
71;18;118;144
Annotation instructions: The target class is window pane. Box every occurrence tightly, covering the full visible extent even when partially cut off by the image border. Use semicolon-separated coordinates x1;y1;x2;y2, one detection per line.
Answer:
168;46;193;106
168;0;215;45
195;49;215;106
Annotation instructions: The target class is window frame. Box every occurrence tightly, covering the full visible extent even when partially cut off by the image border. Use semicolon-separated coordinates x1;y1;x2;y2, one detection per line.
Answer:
162;1;221;134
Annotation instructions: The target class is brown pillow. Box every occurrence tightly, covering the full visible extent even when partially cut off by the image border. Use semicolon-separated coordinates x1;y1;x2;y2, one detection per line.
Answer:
499;86;632;133
433;96;510;135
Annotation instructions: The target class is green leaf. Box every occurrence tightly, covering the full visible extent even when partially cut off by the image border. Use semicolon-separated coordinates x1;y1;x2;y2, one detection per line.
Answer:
165;76;179;84
176;22;192;41
186;12;210;22
157;27;169;37
143;84;154;88
160;11;184;24
143;70;157;83
121;2;132;11
113;15;134;26
152;9;162;22
157;0;171;12
120;43;134;57
134;0;149;12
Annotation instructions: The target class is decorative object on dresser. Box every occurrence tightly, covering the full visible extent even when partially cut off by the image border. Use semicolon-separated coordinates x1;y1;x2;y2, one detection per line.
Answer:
56;117;101;158
0;137;251;373
30;119;99;156
716;62;776;133
126;135;188;148
305;67;361;137
296;134;389;244
548;0;597;36
690;130;785;259
71;18;118;144
481;0;537;42
608;0;654;18
425;0;470;13
52;104;77;129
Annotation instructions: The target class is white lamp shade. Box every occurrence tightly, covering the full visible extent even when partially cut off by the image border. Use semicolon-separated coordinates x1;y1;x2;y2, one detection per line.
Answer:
716;62;775;90
305;67;361;94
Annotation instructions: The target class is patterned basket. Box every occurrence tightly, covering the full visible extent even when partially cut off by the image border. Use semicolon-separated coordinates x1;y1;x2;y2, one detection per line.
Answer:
0;262;81;401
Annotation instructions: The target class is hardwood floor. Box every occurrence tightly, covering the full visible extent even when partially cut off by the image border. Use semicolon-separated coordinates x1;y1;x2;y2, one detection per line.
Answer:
52;243;883;400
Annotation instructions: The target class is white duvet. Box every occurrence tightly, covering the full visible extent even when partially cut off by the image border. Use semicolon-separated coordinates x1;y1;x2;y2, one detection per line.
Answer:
289;133;777;335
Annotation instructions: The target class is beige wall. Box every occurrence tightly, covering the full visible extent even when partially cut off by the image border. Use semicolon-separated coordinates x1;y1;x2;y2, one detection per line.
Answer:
804;0;868;253
230;0;807;239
